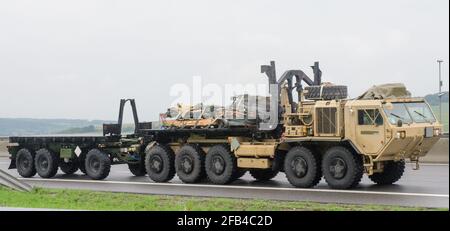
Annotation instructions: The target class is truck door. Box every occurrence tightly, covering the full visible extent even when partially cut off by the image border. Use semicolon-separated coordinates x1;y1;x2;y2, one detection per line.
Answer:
355;108;385;154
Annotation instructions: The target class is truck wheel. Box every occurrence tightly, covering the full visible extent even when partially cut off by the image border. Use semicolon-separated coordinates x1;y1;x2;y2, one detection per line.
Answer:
369;160;405;185
205;145;237;185
145;145;176;182
128;163;147;176
175;145;205;183
284;146;321;188
249;169;279;181
59;160;79;175
35;148;59;178
85;149;111;180
322;146;363;189
15;148;36;178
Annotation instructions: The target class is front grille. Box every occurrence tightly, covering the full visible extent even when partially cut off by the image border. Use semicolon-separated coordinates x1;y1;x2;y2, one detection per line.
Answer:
316;107;337;134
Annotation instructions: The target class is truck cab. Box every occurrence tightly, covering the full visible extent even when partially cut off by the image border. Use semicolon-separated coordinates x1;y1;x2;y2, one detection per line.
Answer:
344;98;442;174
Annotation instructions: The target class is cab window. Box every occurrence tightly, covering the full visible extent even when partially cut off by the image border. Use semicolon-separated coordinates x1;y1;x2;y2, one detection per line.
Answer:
358;109;383;126
383;103;413;125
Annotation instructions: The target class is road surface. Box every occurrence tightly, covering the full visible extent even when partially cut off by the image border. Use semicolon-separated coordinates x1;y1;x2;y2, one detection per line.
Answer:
1;157;448;209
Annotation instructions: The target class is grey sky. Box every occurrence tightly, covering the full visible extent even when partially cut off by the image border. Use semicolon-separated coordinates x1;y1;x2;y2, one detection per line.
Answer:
0;0;448;122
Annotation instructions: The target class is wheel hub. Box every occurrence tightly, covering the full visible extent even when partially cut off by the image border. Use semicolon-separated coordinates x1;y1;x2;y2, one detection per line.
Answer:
150;155;163;173
180;156;193;174
329;157;347;179
89;157;100;173
38;156;49;170
212;155;225;175
291;157;308;178
19;156;30;169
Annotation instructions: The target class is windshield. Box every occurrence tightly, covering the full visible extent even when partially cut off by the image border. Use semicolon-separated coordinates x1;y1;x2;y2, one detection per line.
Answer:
405;102;436;123
383;102;436;125
384;103;413;125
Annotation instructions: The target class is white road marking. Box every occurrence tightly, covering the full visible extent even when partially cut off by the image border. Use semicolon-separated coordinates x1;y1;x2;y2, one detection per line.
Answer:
406;162;449;166
21;178;449;198
420;163;449;166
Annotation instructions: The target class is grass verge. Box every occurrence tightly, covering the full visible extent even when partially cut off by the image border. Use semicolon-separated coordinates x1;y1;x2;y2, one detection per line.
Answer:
0;186;445;211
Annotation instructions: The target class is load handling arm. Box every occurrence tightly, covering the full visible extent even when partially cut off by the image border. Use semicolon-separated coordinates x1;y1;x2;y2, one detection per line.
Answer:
261;61;322;115
103;99;152;136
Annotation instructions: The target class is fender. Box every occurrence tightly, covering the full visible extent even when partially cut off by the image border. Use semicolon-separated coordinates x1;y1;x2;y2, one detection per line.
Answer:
144;141;158;154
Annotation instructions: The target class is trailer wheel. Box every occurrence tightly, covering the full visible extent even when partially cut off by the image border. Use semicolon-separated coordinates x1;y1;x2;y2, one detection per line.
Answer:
175;145;205;183
205;145;237;185
145;145;176;182
35;148;59;178
59;159;79;175
250;168;279;181
322;146;363;189
128;163;147;176
369;160;405;185
85;149;111;180
15;148;36;178
284;146;322;188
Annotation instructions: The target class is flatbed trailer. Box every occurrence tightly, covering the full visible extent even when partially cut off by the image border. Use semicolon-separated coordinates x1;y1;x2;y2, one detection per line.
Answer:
8;135;124;178
7;61;443;189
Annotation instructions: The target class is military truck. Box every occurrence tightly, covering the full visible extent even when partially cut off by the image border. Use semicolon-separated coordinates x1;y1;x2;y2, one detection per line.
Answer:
7;61;443;189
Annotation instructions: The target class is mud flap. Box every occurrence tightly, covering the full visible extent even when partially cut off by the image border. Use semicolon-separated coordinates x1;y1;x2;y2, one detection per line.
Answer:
8;158;16;169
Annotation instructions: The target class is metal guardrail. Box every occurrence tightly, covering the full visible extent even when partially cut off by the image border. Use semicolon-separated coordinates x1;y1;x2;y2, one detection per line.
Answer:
0;169;33;192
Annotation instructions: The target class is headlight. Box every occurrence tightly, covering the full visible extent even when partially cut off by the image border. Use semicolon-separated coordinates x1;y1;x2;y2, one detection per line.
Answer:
435;129;441;136
395;131;406;139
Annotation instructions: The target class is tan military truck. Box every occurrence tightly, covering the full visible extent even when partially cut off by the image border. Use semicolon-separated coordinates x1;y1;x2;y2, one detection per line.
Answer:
145;61;442;189
7;61;442;190
235;86;442;189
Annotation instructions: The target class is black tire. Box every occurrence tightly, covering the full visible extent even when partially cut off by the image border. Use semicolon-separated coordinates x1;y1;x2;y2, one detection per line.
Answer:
322;146;363;189
175;144;205;183
35;148;59;178
205;145;237;185
284;146;322;188
128;163;147;176
85;149;111;180
15;148;36;178
369;160;405;185
304;85;348;100
145;145;176;182
59;159;79;175
249;168;279;181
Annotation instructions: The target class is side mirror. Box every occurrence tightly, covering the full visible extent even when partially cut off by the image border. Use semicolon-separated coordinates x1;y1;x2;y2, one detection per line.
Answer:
397;120;403;127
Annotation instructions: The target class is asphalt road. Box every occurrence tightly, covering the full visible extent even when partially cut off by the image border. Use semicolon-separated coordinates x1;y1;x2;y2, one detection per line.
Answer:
0;157;448;209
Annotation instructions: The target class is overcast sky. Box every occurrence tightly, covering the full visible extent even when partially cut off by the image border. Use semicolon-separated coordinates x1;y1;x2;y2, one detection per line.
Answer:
0;0;448;122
